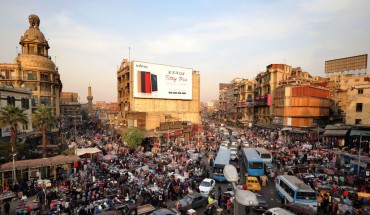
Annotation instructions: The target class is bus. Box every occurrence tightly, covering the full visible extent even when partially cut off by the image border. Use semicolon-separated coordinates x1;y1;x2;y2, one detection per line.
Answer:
242;148;264;177
275;175;318;210
255;148;272;165
210;149;231;182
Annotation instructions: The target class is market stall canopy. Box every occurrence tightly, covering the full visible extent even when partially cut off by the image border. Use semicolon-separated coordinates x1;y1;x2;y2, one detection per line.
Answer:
0;155;80;172
323;124;350;137
323;130;348;136
102;154;118;161
281;127;292;131
76;148;102;156
350;130;370;137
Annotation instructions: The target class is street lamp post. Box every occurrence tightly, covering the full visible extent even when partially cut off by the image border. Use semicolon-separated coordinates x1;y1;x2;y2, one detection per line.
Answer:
223;164;258;214
12;152;17;182
358;135;362;177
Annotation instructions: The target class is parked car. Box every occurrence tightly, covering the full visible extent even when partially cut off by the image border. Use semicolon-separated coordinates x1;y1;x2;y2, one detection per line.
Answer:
150;208;180;215
199;178;215;196
253;194;269;212
230;147;238;161
284;203;316;215
177;192;208;213
220;141;228;150
263;207;295;215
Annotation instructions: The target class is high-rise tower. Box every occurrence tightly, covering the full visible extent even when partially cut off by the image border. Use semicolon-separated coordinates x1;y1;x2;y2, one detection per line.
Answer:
87;85;93;114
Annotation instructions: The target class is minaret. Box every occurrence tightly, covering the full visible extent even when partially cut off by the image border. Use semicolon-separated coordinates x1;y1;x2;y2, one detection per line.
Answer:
87;85;93;115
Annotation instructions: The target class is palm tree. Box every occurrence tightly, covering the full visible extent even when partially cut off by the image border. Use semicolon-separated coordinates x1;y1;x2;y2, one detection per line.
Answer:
0;105;28;155
32;106;57;158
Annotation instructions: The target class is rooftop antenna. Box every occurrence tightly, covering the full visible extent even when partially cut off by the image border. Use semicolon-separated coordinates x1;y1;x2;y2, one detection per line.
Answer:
129;46;131;62
16;46;18;55
55;56;57;65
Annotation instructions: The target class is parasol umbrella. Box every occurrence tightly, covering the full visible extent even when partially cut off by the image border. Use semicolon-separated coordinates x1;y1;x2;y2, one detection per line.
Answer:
110;150;117;155
103;154;117;161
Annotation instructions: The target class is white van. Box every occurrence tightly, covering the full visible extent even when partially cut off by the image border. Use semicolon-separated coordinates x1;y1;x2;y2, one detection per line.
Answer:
263;207;295;215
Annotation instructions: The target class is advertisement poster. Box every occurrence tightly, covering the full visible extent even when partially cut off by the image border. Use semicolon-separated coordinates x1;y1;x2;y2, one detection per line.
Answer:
133;61;193;100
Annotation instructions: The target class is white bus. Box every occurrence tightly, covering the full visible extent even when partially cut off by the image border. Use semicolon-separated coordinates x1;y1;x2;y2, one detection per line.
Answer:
275;175;317;210
255;148;272;165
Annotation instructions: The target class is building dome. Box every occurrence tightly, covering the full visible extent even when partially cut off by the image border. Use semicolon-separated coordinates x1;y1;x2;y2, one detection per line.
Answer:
22;27;46;43
20;14;49;46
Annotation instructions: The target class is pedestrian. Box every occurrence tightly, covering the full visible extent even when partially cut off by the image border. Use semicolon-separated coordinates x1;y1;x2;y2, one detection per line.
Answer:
226;199;231;214
3;201;10;215
245;206;250;214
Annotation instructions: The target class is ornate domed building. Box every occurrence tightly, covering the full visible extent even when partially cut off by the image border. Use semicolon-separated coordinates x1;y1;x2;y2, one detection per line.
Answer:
0;14;62;116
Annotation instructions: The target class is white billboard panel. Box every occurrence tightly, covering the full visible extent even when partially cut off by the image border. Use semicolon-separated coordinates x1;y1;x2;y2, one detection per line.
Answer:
133;61;193;100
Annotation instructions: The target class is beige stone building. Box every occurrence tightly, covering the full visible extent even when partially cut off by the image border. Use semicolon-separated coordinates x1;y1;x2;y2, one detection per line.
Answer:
0;85;33;138
237;79;255;127
328;74;370;125
254;64;292;126
117;59;200;138
60;92;82;127
0;14;62;116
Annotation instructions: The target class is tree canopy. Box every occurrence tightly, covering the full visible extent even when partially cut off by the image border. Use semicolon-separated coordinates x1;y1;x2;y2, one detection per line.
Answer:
0;105;28;154
124;126;145;149
32;106;57;158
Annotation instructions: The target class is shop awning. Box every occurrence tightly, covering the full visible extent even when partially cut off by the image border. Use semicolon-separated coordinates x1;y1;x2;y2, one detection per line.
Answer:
144;130;156;138
350;130;370;137
281;127;292;131
0;155;81;172
289;130;308;134
323;129;348;137
76;148;102;156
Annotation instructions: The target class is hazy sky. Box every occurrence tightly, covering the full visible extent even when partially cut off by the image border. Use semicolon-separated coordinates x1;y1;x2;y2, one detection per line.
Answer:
0;0;369;103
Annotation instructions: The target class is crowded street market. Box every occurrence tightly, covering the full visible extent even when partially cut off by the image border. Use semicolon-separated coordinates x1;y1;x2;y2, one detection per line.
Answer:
0;122;370;215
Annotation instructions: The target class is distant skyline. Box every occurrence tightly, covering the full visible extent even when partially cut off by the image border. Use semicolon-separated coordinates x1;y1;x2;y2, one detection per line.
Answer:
0;0;369;103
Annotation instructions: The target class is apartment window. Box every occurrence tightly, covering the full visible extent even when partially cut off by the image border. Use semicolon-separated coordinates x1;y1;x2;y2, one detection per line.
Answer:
247;85;252;91
40;84;51;92
23;71;37;80
355;119;362;125
356;103;363;112
358;89;364;94
32;96;38;106
40;96;51;106
7;96;15;106
40;73;50;81
21;98;30;109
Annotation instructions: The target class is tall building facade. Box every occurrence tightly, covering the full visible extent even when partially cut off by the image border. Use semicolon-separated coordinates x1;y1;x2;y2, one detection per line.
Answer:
327;74;370;125
0;14;62;116
237;79;255;127
254;64;292;126
218;83;230;121
60;92;81;127
274;83;330;128
117;59;200;139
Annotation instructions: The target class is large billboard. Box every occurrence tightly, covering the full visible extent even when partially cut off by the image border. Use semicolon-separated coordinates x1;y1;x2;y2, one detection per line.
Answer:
133;61;193;100
325;54;368;73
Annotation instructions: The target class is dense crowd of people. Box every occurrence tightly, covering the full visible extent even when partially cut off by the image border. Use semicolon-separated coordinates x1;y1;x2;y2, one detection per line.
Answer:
1;122;370;215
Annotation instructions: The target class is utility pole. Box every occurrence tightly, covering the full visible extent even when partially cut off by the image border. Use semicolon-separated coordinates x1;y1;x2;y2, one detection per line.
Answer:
358;135;362;177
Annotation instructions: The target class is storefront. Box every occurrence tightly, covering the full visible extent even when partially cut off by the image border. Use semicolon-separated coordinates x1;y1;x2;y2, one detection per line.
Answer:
323;125;350;148
0;155;80;186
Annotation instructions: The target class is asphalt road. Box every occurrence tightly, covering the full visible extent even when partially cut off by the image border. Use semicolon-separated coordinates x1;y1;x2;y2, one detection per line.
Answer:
168;155;283;215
